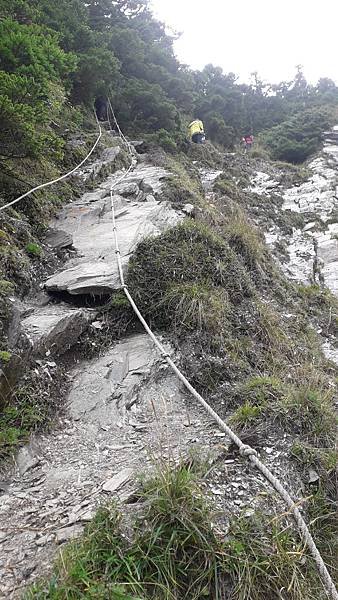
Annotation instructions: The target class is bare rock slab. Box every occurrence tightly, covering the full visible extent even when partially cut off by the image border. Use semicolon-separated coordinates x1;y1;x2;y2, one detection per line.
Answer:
68;334;160;423
21;304;92;356
44;173;182;296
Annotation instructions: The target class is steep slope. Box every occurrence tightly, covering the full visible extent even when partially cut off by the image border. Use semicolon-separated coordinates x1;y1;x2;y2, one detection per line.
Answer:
0;134;337;598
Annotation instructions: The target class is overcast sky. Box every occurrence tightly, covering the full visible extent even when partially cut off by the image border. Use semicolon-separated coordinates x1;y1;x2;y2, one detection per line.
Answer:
150;0;338;85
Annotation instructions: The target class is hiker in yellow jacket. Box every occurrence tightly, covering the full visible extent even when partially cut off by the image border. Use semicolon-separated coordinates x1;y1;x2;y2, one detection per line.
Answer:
188;119;205;144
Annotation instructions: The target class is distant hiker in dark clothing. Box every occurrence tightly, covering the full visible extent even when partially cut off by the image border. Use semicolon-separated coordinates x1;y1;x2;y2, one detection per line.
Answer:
189;119;205;144
242;134;254;152
95;97;108;121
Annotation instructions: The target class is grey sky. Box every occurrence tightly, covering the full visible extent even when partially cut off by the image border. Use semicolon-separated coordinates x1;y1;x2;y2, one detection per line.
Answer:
150;0;338;85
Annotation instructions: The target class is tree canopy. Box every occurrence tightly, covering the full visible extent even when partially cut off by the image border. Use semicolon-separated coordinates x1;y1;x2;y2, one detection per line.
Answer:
1;0;338;163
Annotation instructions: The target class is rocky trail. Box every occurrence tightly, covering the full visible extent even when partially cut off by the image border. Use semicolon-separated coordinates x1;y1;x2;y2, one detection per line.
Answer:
0;142;217;596
1;134;338;597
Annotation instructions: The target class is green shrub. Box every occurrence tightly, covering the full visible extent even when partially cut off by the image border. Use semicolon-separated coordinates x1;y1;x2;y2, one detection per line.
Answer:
262;107;335;163
25;242;42;257
0;350;11;363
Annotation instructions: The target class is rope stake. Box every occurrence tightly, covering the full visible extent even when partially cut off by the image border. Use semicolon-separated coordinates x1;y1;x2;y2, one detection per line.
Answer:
109;119;338;600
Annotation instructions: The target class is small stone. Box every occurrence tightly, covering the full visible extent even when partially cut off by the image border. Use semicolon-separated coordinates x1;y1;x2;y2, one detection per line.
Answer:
17;447;40;476
91;321;103;330
211;487;224;496
103;468;133;493
308;469;319;484
36;534;51;547
182;203;195;216
56;525;83;544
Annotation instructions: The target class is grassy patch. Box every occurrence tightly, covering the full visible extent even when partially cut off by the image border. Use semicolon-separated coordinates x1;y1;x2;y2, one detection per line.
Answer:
0;366;66;461
231;366;336;447
161;282;230;333
27;463;328;599
0;350;11;363
28;464;224;599
230;375;284;430
275;383;336;446
222;209;265;270
164;156;204;209
128;220;253;332
225;514;320;600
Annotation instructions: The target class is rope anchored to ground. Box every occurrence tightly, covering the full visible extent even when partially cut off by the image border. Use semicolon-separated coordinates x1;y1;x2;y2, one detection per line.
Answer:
109;120;338;600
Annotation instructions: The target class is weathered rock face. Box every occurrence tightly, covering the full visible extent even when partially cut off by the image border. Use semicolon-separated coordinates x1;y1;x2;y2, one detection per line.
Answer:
75;146;122;182
20;304;93;356
253;131;338;295
44;228;73;250
199;168;223;191
45;163;183;296
68;334;161;424
282;142;338;293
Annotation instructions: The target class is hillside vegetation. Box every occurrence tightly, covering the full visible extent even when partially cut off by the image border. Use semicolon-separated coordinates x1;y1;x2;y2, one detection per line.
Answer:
0;2;337;599
1;0;338;182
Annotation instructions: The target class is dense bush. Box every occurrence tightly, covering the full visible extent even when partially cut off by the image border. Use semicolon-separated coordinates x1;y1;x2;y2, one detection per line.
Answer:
262;107;335;163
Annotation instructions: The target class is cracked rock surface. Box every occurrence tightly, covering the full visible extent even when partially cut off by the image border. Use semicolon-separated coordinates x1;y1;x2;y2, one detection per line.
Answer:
45;164;182;295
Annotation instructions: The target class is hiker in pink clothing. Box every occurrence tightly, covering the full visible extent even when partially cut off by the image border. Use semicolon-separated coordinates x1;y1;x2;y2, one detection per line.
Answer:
242;134;254;152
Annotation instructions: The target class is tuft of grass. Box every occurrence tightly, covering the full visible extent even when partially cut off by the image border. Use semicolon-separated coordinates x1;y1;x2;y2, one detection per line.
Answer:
28;464;224;600
213;176;241;199
250;301;296;366
128;220;253;330
25;242;42;257
161;282;230;333
230;401;263;428
230;367;336;448
230;375;284;429
274;378;336;446
307;490;338;578
224;514;320;600
29;463;329;600
223;210;265;269
164;156;204;209
0;350;11;363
